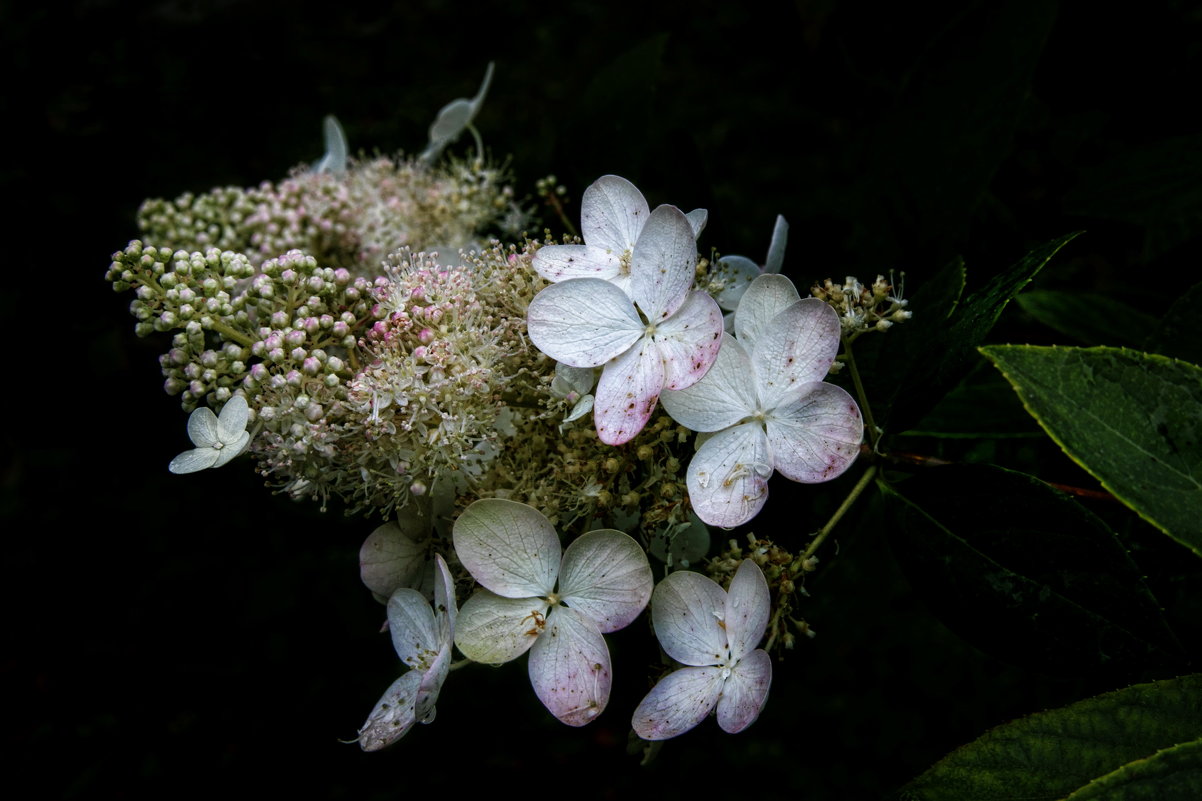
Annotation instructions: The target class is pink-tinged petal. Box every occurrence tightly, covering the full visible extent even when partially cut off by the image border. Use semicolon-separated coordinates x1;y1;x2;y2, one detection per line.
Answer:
724;560;771;661
686;423;773;528
531;244;622;283
712;255;761;312
387;588;440;669
359;521;430;600
528;606;612;726
527;278;643;368
558;530;653;633
650;570;729;667
454;589;550;664
764;215;788;274
684;208;708;238
661;333;756;432
753;298;842;410
631;665;724;740
168;447;220;474
734;274;801;350
216;395;249;440
358;671;421;751
581;175;649;255
767;383;863;483
186;406;221;448
594;337;664;445
716;648;772;734
653;290;724;391
210;430;249;468
453;498;560;597
631;205;697;322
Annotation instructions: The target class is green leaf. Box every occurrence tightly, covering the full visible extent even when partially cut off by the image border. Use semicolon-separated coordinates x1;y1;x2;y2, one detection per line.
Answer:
901;674;1202;801
1017;290;1160;348
981;345;1202;556
1066;738;1202;800
1144;281;1202;366
882;464;1180;675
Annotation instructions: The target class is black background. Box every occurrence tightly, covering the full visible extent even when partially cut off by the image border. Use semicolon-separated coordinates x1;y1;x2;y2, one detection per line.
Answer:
7;1;1201;798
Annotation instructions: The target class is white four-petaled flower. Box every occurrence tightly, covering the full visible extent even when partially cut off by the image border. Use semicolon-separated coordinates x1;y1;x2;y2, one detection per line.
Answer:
632;559;772;740
167;394;252;474
661;275;863;527
710;214;788;329
357;554;458;750
452;498;653;726
527;200;723;445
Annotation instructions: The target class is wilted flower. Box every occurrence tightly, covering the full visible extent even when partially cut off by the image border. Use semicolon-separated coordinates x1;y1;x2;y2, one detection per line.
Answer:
168;394;251;474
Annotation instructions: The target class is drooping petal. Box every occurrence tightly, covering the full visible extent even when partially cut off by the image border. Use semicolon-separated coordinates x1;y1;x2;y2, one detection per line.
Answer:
631;665;725;741
724;560;771;662
452;498;560;598
684;208;708;238
210;429;249;468
185;406;221;448
387;588;440;670
734;274;801;351
454;589;550;665
631;205;697;322
531;244;622;283
652;290;724;391
528;606;612;727
415;644;450;726
753;298;842;410
360;520;430;601
216;395;249;440
650;570;729;667
558;530;652;633
711;255;761;312
167;446;220;475
423;61;494;157
766;383;863;483
312;114;348;175
716;648;772;734
527;278;643;368
764;215;788;274
660;333;756;432
593;337;664;445
685;422;773;528
357;670;421;751
580;175;650;256
431;553;457;639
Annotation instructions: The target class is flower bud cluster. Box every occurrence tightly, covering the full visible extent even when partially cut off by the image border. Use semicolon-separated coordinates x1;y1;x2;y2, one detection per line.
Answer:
811;273;912;337
137;187;262;257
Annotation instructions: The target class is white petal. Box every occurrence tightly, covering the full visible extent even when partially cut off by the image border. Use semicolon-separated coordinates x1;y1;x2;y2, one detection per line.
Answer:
167;446;220;474
357;671;421;751
551;362;597;400
767;383;863;483
684;208;708;238
725;560;771;661
532;244;622;283
185;406;220;448
712;255;761;312
753;298;842;410
580;175;649;255
631;666;724;741
528;606;612;727
527;278;643;368
650;570;729;667
453;498;560;597
359;520;429;599
593;337;664;445
454;590;549;664
431;553;457;640
734;274;801;351
558;530;652;633
653;291;724;391
313;114;348;175
387;589;439;670
716;648;772;734
216;395;248;440
764;215;788;274
426;61;493;143
209;430;249;468
660;333;755;432
631;205;697;322
685;423;772;528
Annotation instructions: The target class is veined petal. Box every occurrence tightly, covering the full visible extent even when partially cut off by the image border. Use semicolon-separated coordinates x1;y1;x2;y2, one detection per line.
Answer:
453;498;560;597
527;279;643;368
357;671;421;751
661;333;756;432
387;589;440;670
734;274;801;351
686;423;773;528
725;560;771;661
753;298;842;410
216;395;249;441
186;406;221;448
632;205;697;322
167;446;220;474
650;570;729;667
684;208;708;239
528;606;612;727
716;648;772;734
653;291;724;391
558;529;652;633
210;430;249;468
631;665;724;741
532;244;622;283
712;255;761;312
766;383;863;483
360;520;430;600
454;590;549;664
580;175;649;255
764;215;788;274
594;337;664;445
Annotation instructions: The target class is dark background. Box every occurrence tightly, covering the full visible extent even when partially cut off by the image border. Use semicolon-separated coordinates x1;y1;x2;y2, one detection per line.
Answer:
6;1;1201;798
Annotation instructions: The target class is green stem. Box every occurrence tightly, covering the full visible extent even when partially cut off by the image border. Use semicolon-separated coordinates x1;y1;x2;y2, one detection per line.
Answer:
796;464;878;564
841;332;881;453
207;318;254;348
467;123;485;165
